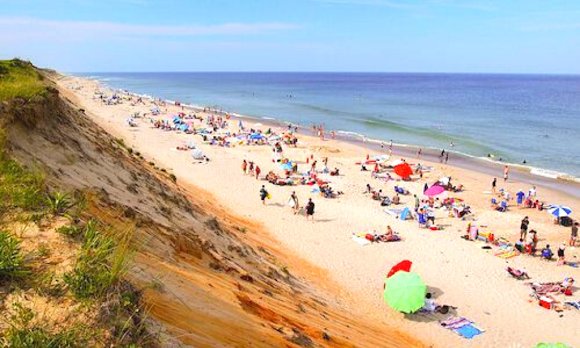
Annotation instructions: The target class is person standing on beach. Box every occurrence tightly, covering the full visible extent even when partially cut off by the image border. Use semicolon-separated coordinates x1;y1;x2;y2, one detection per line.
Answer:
445;152;449;164
290;191;300;215
492;178;497;193
242;160;247;174
417;148;422;159
414;194;420;211
260;185;268;205
306;198;315;220
439;149;445;163
249;161;255;176
570;222;578;247
520;216;530;240
504;165;509;182
255;165;261;180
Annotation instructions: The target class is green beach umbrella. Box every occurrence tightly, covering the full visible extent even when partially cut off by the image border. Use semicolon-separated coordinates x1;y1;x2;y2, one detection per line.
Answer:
383;271;426;313
535;344;570;348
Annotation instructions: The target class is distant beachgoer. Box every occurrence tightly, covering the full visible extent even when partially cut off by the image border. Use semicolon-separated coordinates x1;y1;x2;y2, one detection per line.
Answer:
445;152;449;164
380;141;385;149
557;244;566;266
439;149;445;163
255;165;261;180
417;148;422;159
290;191;300;214
541;244;553;260
529;185;537;198
504;165;509;182
520;216;530;240
306;198;315;220
242;160;247;174
491;178;497;193
260;185;268;205
570;222;578;246
414;194;419;211
366;183;372;194
423;183;428;193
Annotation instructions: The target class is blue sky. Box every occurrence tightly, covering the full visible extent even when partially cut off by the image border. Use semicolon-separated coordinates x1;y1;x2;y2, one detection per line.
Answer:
1;0;579;73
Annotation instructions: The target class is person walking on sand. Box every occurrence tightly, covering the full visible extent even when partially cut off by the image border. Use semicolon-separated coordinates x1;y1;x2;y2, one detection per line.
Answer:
249;161;255;176
557;243;566;266
259;185;268;205
520;216;530;240
290;191;300;214
417;148;422;159
255;165;261;180
504;165;509;182
444;152;449;164
306;198;315;221
242;159;247;174
491;178;497;193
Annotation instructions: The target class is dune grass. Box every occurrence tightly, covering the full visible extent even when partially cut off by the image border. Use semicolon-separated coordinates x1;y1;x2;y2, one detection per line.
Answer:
0;59;46;102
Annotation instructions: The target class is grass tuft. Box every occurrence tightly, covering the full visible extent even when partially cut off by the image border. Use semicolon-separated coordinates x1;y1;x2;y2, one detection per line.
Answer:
0;230;28;280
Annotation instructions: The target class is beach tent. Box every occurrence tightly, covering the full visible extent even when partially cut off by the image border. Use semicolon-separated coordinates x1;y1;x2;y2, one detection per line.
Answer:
383;271;426;313
387;260;412;278
547;205;572;218
424;184;446;197
394;163;413;178
191;149;205;160
250;133;265;140
399;207;411;220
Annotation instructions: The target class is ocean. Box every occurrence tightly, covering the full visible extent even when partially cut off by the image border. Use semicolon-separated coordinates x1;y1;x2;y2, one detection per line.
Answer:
78;72;580;178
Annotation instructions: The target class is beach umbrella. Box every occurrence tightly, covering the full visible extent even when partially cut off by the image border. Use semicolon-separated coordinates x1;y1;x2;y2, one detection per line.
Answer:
394;163;413;178
547;205;572;218
424;184;445;197
191;149;204;160
383;272;426;313
387;260;412;278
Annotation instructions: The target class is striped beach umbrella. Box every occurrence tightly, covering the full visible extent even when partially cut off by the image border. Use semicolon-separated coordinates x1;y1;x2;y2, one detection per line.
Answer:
547;205;572;218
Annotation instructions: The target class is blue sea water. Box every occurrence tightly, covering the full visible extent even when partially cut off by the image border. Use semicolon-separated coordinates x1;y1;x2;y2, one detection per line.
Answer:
78;72;580;177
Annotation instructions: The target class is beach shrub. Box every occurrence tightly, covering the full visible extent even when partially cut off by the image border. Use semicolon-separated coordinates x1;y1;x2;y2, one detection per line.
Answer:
0;231;27;280
0;59;47;101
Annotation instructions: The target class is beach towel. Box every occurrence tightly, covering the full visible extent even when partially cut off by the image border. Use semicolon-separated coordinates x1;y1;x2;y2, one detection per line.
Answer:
530;283;562;296
455;324;483;339
440;316;484;339
352;234;371;246
384;208;403;217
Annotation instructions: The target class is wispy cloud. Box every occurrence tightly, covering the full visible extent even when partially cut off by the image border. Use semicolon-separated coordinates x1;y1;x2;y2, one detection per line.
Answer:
312;0;495;11
0;17;300;40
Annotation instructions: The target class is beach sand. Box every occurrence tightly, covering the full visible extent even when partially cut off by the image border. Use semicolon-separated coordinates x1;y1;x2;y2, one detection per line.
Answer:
59;76;579;347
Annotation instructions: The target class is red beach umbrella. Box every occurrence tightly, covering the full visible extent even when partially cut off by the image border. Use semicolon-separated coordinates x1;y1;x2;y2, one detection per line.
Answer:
394;163;413;178
387;260;413;278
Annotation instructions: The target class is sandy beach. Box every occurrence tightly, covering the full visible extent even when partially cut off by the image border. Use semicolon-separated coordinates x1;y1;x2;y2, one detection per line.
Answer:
59;75;579;348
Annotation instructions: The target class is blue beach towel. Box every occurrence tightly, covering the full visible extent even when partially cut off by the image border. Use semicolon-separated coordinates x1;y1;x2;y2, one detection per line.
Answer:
454;324;483;339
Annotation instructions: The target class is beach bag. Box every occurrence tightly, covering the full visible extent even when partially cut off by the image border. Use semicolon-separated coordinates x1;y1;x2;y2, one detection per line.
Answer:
365;234;375;242
266;193;272;199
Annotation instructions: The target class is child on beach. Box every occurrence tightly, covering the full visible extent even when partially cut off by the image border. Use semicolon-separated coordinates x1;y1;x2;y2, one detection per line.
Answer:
306;198;315;220
259;185;268;205
557;244;566;266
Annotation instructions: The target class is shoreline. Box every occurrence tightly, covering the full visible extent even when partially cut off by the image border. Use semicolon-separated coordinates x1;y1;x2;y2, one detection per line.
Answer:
84;74;580;199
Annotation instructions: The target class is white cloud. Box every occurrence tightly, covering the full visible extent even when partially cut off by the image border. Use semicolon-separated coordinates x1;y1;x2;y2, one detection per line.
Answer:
0;17;300;41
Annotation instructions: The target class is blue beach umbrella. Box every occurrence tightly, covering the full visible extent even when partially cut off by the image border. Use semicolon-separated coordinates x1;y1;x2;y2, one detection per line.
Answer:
548;205;572;218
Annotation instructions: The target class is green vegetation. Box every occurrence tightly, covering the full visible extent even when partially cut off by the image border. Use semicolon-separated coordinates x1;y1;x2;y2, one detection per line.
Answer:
64;221;129;300
0;136;46;216
2;302;89;348
0;59;47;102
46;191;72;216
0;230;27;280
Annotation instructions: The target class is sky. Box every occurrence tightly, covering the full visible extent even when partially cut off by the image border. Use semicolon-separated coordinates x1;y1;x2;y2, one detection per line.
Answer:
1;0;579;73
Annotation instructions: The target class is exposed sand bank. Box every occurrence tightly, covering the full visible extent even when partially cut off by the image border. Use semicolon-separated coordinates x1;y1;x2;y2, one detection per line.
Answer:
60;75;579;348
